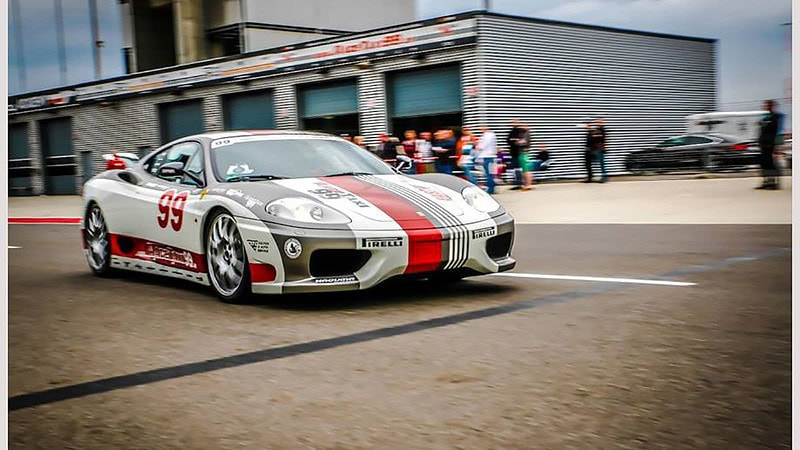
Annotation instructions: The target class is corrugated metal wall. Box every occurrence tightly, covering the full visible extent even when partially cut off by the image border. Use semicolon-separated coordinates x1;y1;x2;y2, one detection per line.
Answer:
476;16;717;178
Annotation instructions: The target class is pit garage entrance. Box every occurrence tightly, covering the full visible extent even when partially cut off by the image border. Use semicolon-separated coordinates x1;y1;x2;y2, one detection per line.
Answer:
298;80;359;137
223;90;276;130
387;64;463;136
9;123;34;196
159;99;204;144
39;117;77;195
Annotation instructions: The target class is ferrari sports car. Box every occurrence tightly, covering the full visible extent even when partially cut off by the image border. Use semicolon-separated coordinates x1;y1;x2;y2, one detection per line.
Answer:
82;131;516;302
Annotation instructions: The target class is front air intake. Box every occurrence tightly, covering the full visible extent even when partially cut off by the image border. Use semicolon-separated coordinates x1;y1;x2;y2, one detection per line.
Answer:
486;233;513;259
309;249;371;277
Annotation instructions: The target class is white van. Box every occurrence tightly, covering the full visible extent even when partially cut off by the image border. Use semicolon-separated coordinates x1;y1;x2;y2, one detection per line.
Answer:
686;111;766;142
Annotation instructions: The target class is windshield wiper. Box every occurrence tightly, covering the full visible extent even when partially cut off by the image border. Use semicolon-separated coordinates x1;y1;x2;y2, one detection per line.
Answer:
322;171;373;177
225;174;286;182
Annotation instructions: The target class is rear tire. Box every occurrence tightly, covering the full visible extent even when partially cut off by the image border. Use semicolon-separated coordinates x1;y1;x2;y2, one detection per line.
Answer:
205;211;252;304
84;204;113;277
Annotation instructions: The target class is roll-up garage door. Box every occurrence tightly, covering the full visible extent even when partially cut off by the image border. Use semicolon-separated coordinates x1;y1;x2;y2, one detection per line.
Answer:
223;91;275;130
159;99;204;143
298;80;359;136
388;65;462;118
299;81;358;118
9;123;34;196
40;117;77;195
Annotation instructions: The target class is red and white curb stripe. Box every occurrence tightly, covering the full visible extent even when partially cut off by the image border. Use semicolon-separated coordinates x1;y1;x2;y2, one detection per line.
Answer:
9;217;81;224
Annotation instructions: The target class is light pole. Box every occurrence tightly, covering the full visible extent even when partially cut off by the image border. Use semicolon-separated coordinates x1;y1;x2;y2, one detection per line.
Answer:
54;0;67;85
11;0;26;92
89;0;103;80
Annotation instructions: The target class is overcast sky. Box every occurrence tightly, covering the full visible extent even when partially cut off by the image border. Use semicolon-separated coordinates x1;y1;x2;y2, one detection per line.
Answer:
9;0;792;111
419;0;792;110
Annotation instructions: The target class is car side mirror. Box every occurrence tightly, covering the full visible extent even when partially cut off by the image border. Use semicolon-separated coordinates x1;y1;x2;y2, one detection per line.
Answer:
157;161;185;178
394;155;413;173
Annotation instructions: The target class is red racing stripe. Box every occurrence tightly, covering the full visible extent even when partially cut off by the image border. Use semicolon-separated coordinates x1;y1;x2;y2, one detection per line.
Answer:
322;176;443;274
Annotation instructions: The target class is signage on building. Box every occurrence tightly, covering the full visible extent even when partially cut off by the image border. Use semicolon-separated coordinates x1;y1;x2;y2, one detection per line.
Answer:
11;18;477;112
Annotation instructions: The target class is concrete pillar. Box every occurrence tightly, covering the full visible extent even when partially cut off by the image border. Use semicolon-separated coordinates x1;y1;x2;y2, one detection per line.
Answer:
173;0;205;64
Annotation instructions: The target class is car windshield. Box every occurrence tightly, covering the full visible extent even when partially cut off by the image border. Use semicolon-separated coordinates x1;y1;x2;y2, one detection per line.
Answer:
210;136;394;181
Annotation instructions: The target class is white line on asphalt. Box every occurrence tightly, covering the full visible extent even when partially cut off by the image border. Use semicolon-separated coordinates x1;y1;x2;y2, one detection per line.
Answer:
489;272;696;286
8;246;21;249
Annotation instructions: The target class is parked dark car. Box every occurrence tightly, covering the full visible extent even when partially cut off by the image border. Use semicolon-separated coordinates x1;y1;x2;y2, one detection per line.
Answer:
625;133;759;174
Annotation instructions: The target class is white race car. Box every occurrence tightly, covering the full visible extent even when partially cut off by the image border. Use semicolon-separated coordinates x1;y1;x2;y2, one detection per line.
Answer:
82;131;516;303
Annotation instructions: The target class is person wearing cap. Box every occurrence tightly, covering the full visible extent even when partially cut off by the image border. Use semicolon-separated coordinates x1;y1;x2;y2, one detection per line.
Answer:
376;133;396;161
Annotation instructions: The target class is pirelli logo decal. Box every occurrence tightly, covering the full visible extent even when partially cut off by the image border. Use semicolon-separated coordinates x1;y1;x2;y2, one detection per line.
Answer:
361;237;404;248
472;227;496;239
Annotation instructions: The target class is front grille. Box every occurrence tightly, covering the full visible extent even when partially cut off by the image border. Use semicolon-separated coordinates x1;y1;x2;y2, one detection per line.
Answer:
309;249;371;277
486;232;513;259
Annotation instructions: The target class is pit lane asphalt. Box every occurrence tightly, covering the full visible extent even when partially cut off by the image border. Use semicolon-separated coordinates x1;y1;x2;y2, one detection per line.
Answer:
8;224;791;449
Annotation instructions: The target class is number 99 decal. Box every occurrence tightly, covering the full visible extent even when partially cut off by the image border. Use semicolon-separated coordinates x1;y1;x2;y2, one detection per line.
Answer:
158;190;189;231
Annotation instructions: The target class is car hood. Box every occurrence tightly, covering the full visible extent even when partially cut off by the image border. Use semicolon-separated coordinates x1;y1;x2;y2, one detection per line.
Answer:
212;174;503;230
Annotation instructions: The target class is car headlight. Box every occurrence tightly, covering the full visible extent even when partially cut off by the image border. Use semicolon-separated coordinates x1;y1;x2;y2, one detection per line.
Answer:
266;198;351;224
461;186;500;213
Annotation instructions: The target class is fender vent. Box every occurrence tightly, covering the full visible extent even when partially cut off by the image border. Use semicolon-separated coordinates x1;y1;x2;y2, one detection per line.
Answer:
310;250;371;277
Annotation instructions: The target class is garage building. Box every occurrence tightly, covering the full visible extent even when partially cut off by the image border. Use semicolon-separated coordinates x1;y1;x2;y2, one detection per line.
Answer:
7;11;716;195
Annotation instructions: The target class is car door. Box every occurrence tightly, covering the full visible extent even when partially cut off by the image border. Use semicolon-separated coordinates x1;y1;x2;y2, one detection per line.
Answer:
679;136;715;169
135;141;207;255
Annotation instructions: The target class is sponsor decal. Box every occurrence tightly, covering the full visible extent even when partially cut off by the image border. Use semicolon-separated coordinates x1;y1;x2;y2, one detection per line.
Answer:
225;189;244;198
313;33;414;59
361;237;403;249
308;182;370;208
472;227;496;239
141;243;198;270
157;189;189;231
412;184;452;201
244;195;264;209
314;275;357;284
284;238;302;259
199;188;209;200
246;239;270;253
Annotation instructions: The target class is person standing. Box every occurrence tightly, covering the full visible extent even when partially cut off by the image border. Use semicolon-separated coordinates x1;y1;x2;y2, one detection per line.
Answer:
477;126;498;194
757;100;782;190
458;127;478;185
594;118;608;183
353;135;367;149
417;131;433;174
584;122;596;182
376;133;396;161
506;119;530;189
432;129;456;175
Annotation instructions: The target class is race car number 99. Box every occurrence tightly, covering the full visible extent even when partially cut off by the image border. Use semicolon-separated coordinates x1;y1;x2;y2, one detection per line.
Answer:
158;190;189;231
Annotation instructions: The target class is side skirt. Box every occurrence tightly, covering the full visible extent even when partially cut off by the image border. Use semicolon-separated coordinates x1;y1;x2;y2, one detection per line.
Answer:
108;254;210;286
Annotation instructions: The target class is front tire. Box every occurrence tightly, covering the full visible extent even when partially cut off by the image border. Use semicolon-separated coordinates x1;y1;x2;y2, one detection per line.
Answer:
206;211;252;303
84;204;113;277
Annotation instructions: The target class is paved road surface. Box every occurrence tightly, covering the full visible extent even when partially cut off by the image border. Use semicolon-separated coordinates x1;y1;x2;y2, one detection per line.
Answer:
8;223;790;449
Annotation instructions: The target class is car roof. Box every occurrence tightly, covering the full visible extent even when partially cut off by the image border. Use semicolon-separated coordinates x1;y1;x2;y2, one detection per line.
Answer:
196;130;335;140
